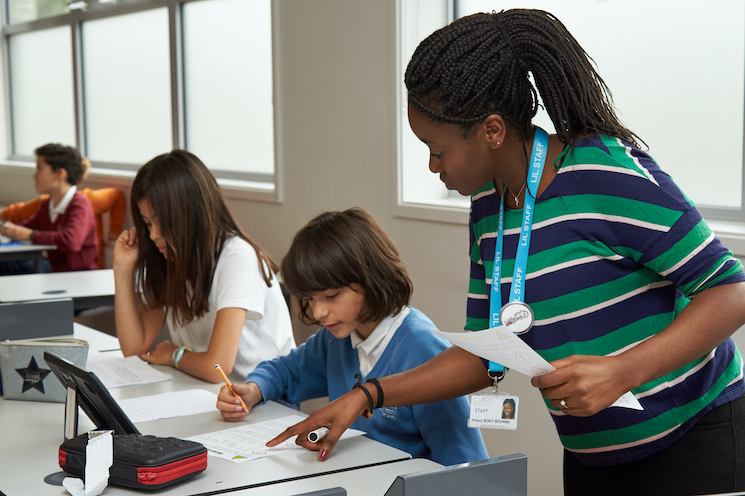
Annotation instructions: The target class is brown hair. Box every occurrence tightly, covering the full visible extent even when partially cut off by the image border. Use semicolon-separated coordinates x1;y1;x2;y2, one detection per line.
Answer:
34;143;90;185
281;208;413;326
131;150;278;326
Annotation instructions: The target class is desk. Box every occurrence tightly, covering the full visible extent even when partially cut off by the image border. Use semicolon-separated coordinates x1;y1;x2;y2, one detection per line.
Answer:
0;268;114;311
230;459;443;496
0;324;416;496
0;241;56;273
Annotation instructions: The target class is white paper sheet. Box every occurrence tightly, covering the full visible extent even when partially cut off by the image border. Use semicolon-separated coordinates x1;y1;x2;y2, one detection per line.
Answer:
86;352;171;389
186;414;366;463
431;328;643;410
118;389;219;423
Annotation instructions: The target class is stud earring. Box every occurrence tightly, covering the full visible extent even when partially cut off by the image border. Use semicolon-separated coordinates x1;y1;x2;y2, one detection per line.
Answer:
496;141;501;145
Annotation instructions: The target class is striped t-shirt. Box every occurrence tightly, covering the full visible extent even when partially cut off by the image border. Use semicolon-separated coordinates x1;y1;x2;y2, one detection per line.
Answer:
466;134;745;466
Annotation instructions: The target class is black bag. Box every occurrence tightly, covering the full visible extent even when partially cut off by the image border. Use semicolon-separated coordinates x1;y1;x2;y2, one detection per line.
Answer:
59;433;208;491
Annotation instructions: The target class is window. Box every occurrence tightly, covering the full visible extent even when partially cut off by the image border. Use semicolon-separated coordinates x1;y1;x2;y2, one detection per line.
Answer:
182;0;274;179
2;0;277;199
8;26;75;156
7;0;68;24
82;8;172;165
397;0;745;223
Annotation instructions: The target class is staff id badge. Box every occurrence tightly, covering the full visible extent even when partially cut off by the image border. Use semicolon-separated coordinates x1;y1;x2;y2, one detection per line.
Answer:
469;389;519;430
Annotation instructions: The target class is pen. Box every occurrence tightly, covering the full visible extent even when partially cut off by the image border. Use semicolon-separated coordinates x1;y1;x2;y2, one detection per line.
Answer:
308;427;330;443
215;364;249;414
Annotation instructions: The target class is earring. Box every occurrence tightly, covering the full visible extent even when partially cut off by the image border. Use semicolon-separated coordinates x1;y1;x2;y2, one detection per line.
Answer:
496;141;501;145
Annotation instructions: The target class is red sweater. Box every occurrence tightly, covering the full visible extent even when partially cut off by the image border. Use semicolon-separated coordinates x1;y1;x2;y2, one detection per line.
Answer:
21;192;99;272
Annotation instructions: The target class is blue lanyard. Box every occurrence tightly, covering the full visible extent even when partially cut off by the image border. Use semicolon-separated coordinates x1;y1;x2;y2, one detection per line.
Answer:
489;127;549;374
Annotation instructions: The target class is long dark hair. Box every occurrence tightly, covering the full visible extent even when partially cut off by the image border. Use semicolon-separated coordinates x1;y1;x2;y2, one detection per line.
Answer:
281;208;413;326
131;150;277;326
405;9;642;149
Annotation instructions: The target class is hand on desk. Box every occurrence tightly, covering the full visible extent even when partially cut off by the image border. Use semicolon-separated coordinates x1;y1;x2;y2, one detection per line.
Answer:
141;340;177;367
217;382;262;420
1;221;33;241
266;388;369;461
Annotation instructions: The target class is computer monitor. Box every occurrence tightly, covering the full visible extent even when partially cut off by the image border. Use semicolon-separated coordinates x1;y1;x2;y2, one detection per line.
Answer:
44;350;140;438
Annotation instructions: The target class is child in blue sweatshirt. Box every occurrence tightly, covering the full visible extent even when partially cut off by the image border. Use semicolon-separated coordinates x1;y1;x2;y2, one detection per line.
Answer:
217;208;487;465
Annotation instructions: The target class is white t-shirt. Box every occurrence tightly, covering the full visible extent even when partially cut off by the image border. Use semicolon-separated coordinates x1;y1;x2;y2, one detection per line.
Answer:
166;236;296;382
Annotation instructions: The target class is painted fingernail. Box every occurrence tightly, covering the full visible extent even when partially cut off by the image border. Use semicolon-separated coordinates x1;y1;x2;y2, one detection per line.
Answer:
319;448;328;461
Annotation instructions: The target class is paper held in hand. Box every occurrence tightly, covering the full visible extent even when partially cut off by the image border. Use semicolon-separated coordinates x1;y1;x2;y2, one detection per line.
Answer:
429;327;643;411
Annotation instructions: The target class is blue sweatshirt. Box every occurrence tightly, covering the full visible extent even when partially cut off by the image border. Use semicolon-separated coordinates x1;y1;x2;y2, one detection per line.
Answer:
247;307;488;465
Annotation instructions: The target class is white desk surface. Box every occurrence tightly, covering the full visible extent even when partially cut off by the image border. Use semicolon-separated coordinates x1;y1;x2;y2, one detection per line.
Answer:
0;268;114;303
230;458;443;496
0;241;56;254
0;324;414;496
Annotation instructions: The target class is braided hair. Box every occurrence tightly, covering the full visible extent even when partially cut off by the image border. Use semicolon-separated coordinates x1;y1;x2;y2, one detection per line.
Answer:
405;9;641;149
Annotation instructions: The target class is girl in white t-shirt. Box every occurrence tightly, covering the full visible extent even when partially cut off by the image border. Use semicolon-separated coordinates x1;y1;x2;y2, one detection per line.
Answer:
113;150;295;383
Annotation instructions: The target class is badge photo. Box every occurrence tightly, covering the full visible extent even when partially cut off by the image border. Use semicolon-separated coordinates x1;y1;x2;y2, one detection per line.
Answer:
468;393;519;430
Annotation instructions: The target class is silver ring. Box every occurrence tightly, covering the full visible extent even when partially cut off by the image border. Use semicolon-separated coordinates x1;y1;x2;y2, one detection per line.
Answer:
560;398;569;409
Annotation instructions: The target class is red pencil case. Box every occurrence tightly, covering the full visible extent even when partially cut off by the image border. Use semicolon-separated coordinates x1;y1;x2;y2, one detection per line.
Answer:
59;433;208;491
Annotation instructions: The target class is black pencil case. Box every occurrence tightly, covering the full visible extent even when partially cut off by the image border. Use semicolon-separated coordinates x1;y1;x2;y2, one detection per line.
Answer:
59;433;208;491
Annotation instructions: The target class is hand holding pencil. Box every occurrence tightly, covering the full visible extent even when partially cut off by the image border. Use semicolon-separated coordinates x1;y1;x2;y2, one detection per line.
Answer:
215;364;264;421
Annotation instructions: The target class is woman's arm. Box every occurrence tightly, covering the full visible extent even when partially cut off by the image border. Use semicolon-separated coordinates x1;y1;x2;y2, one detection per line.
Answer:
533;282;745;415
268;346;492;460
114;228;165;356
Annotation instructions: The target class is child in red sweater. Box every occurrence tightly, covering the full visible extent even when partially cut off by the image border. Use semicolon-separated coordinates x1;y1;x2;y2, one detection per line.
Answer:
0;143;98;273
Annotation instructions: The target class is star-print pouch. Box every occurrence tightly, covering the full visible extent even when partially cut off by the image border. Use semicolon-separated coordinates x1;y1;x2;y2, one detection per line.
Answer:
0;337;88;402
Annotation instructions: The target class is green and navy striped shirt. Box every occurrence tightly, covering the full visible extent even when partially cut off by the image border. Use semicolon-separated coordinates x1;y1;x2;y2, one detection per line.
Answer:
467;135;745;466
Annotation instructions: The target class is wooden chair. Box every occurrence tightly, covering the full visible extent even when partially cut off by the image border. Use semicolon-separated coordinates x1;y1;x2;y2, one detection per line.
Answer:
1;188;126;269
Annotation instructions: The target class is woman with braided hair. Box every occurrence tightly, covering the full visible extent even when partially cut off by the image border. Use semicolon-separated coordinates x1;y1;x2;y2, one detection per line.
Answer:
270;10;745;494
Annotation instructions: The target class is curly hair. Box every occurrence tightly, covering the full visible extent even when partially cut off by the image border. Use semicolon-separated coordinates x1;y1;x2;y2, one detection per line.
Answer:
405;9;641;148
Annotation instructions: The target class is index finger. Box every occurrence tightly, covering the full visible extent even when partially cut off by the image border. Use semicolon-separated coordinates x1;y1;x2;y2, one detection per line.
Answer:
267;417;320;447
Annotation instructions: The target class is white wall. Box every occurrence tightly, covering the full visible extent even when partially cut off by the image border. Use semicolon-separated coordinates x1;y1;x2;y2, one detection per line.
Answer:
2;2;745;495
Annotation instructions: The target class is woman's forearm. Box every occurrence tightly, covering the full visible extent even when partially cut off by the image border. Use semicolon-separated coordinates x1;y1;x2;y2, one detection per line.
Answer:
620;281;745;391
372;346;492;408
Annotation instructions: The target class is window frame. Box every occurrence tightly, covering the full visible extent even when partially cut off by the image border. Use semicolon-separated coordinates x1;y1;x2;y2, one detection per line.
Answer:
0;0;282;203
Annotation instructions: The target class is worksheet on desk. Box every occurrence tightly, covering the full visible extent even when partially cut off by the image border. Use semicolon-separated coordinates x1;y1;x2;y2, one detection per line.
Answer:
117;389;219;423
186;415;366;463
86;352;171;388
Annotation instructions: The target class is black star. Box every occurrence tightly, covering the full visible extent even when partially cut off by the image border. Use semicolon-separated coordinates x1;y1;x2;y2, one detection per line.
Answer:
15;356;52;394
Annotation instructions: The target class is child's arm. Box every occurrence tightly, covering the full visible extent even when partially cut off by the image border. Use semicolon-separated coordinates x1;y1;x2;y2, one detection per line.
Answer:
114;228;166;357
0;221;33;241
29;199;91;251
217;382;263;421
149;306;247;383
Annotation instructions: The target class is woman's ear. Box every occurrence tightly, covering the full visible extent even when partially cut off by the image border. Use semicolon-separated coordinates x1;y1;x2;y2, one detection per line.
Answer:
482;114;507;149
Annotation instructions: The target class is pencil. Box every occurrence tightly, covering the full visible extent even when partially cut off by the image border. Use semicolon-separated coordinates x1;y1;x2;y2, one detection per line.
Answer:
215;364;249;414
